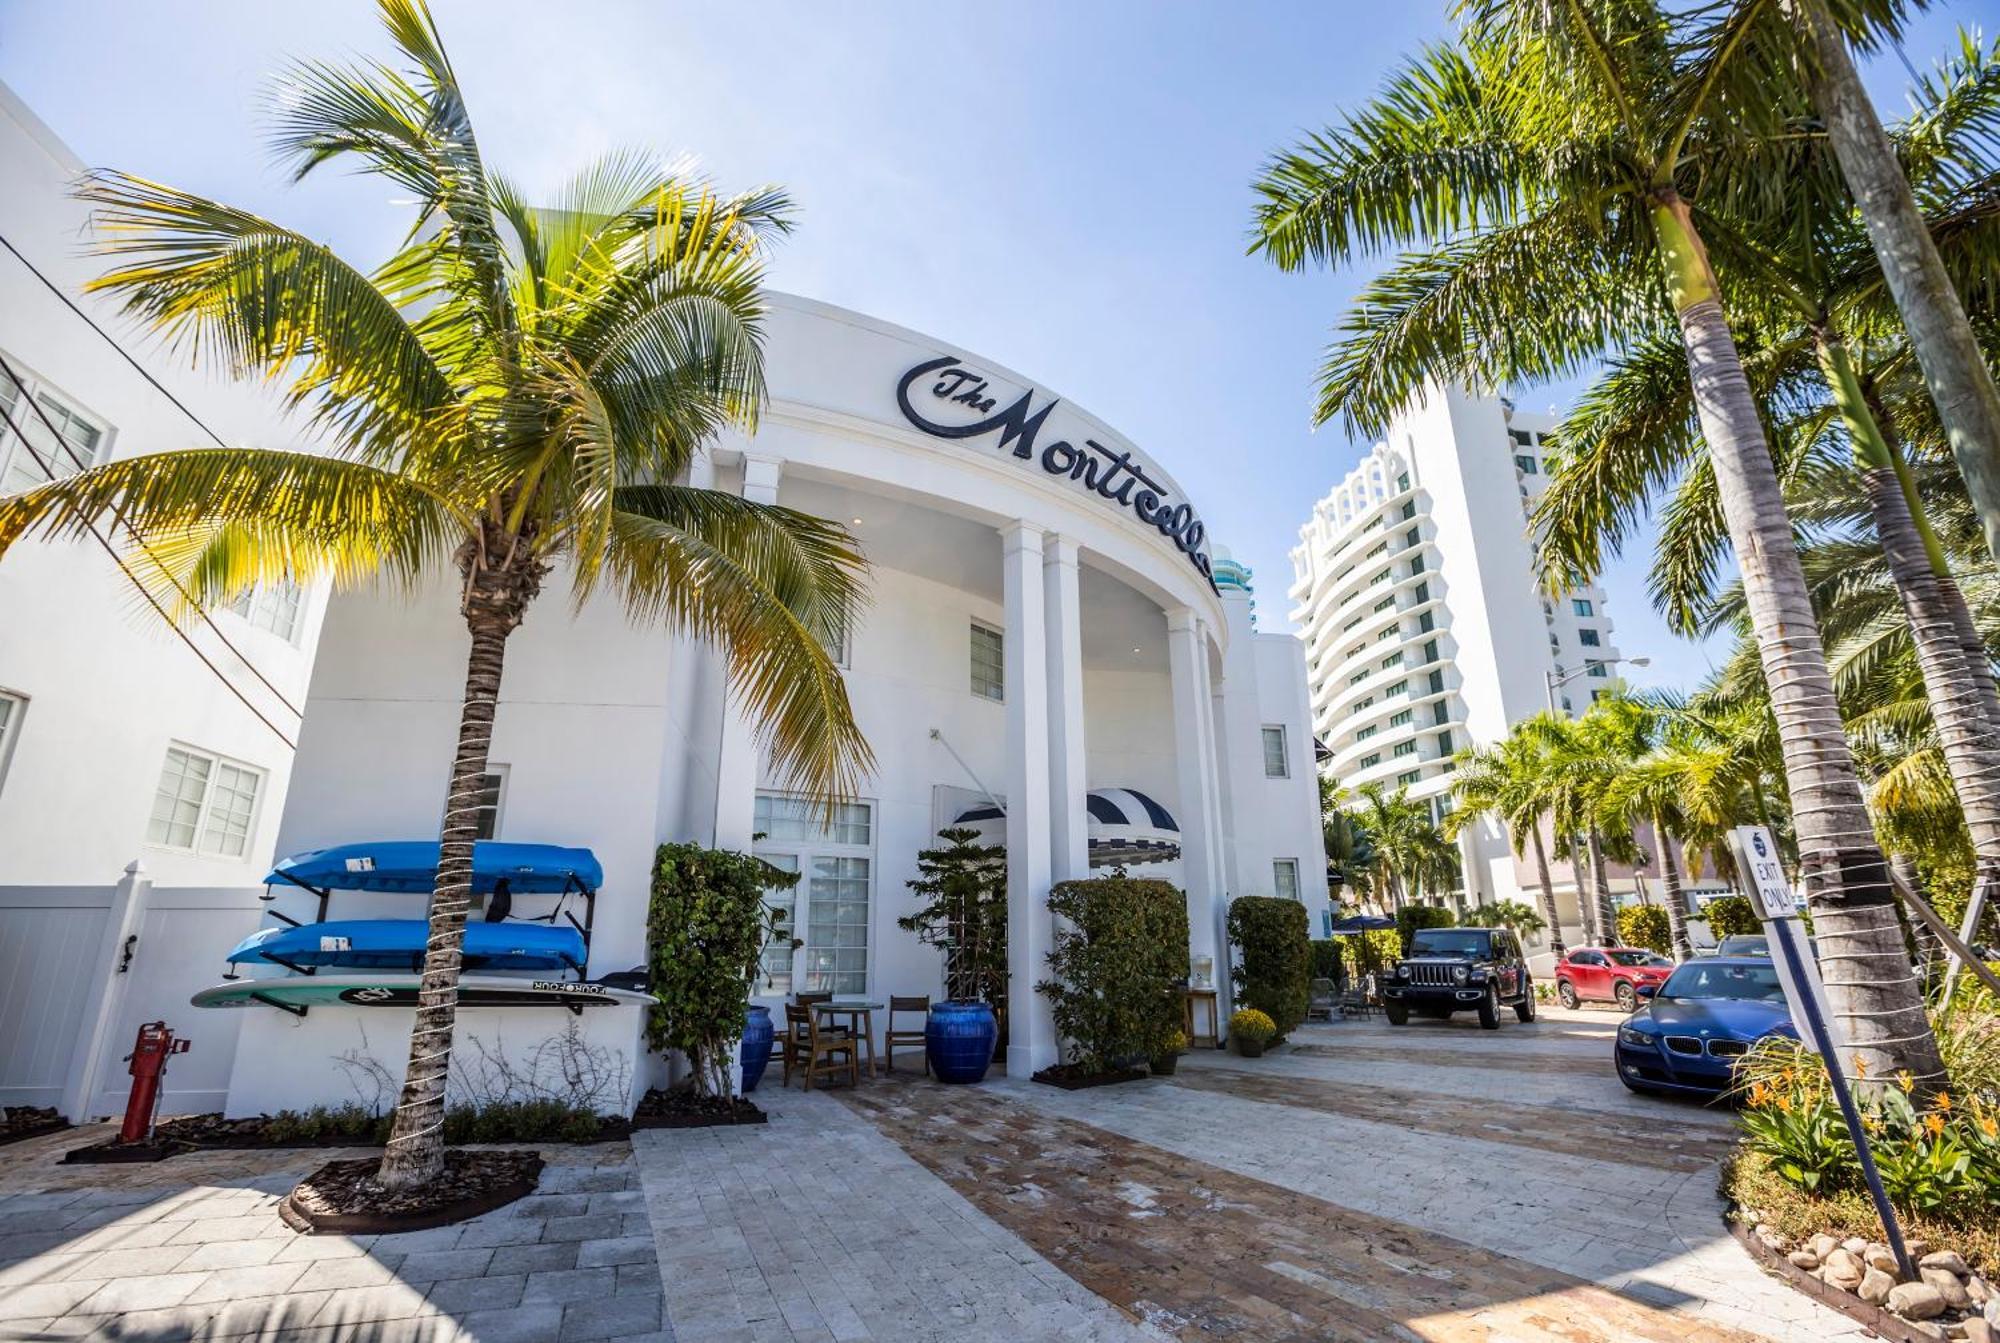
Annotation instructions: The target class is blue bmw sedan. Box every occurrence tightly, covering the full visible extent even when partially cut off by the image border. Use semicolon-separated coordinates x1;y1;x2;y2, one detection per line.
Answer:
1614;957;1797;1098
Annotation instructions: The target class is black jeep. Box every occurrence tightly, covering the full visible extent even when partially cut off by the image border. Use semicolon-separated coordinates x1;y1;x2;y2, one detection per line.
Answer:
1381;926;1535;1029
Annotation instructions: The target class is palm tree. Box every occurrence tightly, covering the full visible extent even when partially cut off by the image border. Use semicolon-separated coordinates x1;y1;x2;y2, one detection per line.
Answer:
1600;702;1741;962
1346;785;1457;914
1798;14;2000;565
1249;0;1946;1086
1320;776;1376;906
1448;724;1568;957
0;0;873;1188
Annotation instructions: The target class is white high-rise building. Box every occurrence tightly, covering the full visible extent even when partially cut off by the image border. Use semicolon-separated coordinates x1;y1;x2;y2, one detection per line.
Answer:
1289;383;1630;946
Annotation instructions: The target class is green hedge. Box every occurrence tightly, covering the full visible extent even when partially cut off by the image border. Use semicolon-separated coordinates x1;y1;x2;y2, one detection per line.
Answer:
1038;875;1189;1072
1228;897;1311;1035
1617;904;1671;954
1309;938;1344;985
1701;895;1760;941
1396;904;1457;953
645;842;794;1097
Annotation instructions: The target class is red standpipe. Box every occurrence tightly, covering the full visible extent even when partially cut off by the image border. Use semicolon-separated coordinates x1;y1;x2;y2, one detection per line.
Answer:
120;1021;189;1144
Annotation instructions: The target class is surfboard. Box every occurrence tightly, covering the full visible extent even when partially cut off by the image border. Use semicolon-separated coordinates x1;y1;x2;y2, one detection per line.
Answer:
191;974;654;1013
225;919;586;974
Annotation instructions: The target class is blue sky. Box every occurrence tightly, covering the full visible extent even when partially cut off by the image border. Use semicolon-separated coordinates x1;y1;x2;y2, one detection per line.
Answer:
0;1;1979;691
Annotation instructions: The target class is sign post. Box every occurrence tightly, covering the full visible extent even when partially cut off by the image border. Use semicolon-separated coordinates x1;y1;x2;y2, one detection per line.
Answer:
1729;825;1916;1283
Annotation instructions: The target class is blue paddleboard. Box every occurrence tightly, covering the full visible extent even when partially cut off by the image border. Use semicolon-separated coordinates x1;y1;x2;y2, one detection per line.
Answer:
226;919;586;974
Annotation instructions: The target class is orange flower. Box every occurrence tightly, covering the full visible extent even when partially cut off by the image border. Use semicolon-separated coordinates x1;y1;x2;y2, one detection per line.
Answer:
1853;1053;1869;1079
1924;1112;1946;1137
1981;1114;1998;1140
1897;1069;1915;1094
1934;1092;1953;1113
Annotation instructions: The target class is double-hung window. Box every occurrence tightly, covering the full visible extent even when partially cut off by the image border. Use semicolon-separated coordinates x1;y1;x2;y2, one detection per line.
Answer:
1514;454;1538;475
1273;859;1300;901
146;745;264;858
0;366;106;496
1572;598;1594;617
753;794;875;994
230;582;304;643
970;622;1004;701
1261;725;1289;778
1578;628;1601;647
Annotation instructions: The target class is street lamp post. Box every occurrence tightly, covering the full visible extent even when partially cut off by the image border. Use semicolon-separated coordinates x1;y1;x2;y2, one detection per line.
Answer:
1544;656;1650;713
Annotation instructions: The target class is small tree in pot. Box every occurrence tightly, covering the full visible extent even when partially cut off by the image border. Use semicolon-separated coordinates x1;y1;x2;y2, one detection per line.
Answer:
645;842;795;1101
898;828;1008;1012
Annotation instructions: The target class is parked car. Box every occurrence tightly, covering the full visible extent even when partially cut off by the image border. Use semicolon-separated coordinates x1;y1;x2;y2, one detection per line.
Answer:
1716;934;1769;956
1382;927;1535;1030
1614;957;1796;1098
1553;946;1674;1012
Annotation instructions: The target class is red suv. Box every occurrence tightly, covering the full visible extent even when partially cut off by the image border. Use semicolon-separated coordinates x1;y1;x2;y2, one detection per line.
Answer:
1554;946;1674;1012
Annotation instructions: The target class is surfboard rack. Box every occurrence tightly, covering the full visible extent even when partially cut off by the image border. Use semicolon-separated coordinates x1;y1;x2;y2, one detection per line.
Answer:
250;992;309;1020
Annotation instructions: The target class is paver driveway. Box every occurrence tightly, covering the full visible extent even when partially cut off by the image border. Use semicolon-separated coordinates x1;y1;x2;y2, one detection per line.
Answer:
0;1005;1862;1341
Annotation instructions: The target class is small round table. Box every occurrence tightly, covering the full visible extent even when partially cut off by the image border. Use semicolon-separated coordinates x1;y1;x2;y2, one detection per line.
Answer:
812;999;884;1078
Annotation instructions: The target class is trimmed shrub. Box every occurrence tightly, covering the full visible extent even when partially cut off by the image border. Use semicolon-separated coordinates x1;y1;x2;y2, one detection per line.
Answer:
1700;895;1760;942
1228;897;1312;1035
1229;1008;1277;1044
1617;904;1672;954
1309;938;1344;986
1038;875;1190;1072
1396;904;1457;953
646;842;796;1098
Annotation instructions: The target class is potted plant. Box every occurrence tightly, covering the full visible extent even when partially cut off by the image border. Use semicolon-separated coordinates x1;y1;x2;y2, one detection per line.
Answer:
1230;1008;1277;1058
1150;1029;1189;1076
899;828;1009;1083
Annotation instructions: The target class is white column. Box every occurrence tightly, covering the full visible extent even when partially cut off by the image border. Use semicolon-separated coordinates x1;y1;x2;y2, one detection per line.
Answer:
1192;617;1234;1018
1168;609;1223;1004
1044;535;1088;883
1003;522;1058;1077
713;454;783;851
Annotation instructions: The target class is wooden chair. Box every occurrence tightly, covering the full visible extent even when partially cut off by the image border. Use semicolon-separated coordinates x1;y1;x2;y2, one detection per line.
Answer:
884;995;930;1074
784;1003;858;1091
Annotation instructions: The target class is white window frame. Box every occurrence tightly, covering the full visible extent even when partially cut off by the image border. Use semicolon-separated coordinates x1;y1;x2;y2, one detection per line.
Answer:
753;793;877;995
0;689;24;801
970;620;1005;702
823;618;851;670
145;743;266;859
1572;598;1595;617
228;580;306;644
0;356;110;496
1273;858;1300;901
1261;725;1289;779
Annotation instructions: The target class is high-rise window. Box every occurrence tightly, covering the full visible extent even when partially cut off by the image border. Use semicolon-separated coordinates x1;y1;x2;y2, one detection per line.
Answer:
1587;661;1609;678
1393;741;1417;758
146;745;264;858
970;622;1004;700
1514;454;1538;475
1579;628;1601;647
1372;597;1394;613
1408;555;1425;575
1422;639;1440;664
1428;669;1445;695
1356;724;1378;741
1385;679;1409;696
1509;428;1533;447
1405;528;1420;548
1397;770;1421;787
1400;500;1416;520
1360;752;1381;767
1389;709;1412;727
1261;725;1289;779
1413;581;1430;603
1417;611;1435;633
1381;652;1403;670
1437;730;1453;754
1572;598;1594;617
1396;471;1411;491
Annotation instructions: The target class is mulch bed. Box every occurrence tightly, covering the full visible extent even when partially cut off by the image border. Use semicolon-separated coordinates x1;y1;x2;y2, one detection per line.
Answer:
0;1107;68;1149
630;1088;766;1129
62;1111;632;1163
1030;1064;1148;1091
279;1150;543;1235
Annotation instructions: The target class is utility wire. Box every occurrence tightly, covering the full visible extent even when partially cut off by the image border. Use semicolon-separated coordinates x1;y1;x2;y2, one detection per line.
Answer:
0;235;305;721
0;390;296;750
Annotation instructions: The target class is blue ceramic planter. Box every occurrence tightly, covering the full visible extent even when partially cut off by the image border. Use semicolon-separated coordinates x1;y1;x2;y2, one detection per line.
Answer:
926;1000;998;1084
739;1005;775;1093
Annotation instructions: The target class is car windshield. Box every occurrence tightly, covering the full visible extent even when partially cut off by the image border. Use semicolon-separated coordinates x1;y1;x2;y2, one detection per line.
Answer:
1659;962;1786;1002
1716;935;1770;956
1409;930;1491;957
1609;950;1671;968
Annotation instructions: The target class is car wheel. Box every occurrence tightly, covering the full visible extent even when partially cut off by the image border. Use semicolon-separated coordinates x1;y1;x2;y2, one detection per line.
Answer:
1477;984;1501;1030
1514;989;1536;1023
1384;1003;1409;1026
1556;980;1579;1010
1615;981;1638;1014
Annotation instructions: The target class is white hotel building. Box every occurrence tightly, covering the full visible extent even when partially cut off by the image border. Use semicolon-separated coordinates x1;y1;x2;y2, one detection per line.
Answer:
1290;383;1629;951
0;73;1329;1119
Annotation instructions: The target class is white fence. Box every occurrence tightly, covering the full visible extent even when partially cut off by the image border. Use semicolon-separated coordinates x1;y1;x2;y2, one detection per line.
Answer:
0;864;264;1121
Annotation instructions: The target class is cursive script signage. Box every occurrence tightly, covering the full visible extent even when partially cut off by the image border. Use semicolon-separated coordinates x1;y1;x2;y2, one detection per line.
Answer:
895;356;1216;588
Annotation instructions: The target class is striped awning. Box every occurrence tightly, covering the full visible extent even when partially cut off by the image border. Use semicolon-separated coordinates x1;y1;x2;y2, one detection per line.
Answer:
950;788;1181;868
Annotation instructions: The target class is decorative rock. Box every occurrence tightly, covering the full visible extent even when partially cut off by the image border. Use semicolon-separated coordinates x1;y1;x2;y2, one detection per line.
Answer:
1789;1250;1822;1271
1823;1248;1866;1291
1889;1281;1949;1321
1757;1226;1792;1253
1845;1237;1870;1255
1965;1316;1993;1343
1865;1245;1901;1274
1988;1294;2000;1324
1923;1267;1974;1309
1908;1240;1931;1260
1859;1267;1897;1305
1968;1275;1993;1306
1811;1233;1841;1260
1922;1251;1972;1277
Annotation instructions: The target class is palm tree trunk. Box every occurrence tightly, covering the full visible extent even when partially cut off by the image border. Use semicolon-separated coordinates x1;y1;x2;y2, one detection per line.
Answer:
1529;824;1566;960
1649;192;1946;1089
378;528;544;1190
1892;850;1943;987
1654;814;1695;962
1586;827;1617;947
1801;6;2000;567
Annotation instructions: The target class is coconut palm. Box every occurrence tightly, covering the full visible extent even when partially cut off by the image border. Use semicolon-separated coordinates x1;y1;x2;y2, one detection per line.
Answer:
1346;785;1457;914
1447;723;1569;957
0;0;873;1188
1600;705;1739;961
1320;776;1376;905
1250;0;1946;1085
1798;14;2000;565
